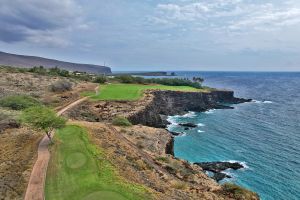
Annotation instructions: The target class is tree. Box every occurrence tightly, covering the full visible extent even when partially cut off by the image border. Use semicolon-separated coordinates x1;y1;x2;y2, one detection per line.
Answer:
21;106;66;142
93;75;107;84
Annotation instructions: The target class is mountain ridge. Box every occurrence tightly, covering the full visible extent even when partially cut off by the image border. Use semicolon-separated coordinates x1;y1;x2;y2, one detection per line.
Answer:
0;51;112;74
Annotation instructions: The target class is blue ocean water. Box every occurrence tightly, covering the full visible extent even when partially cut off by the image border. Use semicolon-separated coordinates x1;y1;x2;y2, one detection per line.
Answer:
168;72;300;200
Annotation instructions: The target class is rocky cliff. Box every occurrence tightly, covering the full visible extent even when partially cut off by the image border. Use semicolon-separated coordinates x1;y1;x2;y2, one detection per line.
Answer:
128;90;251;128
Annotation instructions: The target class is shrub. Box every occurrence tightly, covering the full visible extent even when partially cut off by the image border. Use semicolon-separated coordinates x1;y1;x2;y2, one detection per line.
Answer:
0;95;40;110
222;183;259;200
170;181;187;190
49;80;72;92
49;67;70;77
116;75;135;83
112;116;132;126
114;75;203;89
93;75;107;84
156;157;169;163
28;66;47;75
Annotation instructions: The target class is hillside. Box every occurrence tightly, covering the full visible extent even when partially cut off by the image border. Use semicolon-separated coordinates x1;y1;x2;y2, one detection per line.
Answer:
0;51;111;74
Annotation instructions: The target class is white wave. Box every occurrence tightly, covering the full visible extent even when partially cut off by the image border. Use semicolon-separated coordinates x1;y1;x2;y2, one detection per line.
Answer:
227;160;249;169
198;130;205;133
252;100;273;104
223;170;234;177
197;123;205;127
183;111;197;118
205;109;215;114
167;116;178;125
263;101;273;104
252;100;261;103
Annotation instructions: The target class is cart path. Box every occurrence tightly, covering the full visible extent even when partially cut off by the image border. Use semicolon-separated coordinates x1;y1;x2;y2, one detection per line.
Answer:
24;97;88;200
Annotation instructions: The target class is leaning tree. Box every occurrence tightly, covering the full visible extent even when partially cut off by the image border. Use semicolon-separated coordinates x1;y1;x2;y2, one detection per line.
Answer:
21;106;66;142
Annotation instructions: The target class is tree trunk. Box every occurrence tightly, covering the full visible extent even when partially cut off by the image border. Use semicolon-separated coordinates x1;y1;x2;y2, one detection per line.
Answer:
46;131;53;143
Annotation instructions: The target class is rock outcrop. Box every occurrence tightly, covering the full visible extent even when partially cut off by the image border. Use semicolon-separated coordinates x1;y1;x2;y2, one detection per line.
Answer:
128;90;251;128
195;162;244;182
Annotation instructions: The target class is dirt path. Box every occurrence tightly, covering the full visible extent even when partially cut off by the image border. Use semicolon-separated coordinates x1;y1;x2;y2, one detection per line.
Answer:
24;97;88;200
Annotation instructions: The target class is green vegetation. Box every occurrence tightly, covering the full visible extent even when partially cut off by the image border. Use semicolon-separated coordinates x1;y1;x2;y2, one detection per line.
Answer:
112;116;132;127
45;125;150;200
114;75;203;89
84;83;201;101
0;95;41;110
93;75;108;84
21;106;66;142
222;183;259;200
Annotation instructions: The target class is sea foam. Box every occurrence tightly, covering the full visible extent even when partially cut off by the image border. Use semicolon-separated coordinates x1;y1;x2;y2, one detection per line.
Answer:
183;111;197;118
197;123;205;127
205;109;215;114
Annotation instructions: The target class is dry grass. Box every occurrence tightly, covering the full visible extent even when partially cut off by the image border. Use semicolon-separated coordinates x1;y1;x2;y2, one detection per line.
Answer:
0;127;42;199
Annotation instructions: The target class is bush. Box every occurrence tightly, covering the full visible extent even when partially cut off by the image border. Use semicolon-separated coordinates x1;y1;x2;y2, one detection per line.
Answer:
49;80;72;92
222;183;259;200
49;67;70;77
28;66;47;75
114;75;203;89
116;75;135;83
93;75;107;84
112;116;132;126
0;95;41;110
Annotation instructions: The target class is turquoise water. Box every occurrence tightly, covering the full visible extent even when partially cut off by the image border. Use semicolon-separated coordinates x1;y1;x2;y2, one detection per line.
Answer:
168;72;300;200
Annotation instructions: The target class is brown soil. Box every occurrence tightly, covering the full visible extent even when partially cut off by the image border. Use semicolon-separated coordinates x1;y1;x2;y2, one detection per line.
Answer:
0;128;42;200
64;90;154;122
0;70;97;109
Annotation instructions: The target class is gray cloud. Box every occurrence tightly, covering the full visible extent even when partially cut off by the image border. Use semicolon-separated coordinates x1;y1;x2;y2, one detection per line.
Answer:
0;0;84;44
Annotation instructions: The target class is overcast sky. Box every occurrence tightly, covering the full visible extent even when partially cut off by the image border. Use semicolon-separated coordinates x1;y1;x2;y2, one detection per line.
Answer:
1;0;300;71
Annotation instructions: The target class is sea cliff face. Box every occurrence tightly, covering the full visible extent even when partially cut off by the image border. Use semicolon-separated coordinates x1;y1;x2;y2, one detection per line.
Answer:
128;90;251;128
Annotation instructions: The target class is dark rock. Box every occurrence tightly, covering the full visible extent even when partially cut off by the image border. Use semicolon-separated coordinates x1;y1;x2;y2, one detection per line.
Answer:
179;123;198;128
195;162;244;173
213;172;231;182
169;131;182;136
0;119;20;133
128;90;251;128
214;105;234;109
195;161;243;182
165;136;174;156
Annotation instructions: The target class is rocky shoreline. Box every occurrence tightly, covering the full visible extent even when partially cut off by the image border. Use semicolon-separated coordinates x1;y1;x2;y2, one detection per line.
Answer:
128;89;252;182
195;162;244;182
65;88;254;187
128;90;251;128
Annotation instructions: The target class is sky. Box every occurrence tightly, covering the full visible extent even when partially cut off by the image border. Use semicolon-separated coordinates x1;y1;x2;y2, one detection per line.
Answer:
0;0;300;71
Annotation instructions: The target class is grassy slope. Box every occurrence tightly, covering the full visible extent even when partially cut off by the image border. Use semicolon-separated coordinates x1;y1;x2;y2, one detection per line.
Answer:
83;83;204;101
45;125;151;200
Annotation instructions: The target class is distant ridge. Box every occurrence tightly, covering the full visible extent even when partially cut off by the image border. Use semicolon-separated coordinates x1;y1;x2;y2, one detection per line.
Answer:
0;51;111;74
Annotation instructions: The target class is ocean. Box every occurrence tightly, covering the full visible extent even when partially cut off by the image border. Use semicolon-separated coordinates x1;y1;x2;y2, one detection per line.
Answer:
167;72;300;200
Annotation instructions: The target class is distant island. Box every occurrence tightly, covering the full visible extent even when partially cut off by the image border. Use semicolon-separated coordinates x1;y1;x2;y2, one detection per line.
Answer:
0;51;112;74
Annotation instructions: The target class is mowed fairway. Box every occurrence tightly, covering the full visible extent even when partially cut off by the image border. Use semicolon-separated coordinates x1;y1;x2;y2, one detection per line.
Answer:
85;83;201;101
45;125;150;200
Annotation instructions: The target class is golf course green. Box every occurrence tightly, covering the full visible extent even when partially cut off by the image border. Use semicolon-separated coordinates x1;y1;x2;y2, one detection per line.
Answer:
83;83;201;101
45;125;150;200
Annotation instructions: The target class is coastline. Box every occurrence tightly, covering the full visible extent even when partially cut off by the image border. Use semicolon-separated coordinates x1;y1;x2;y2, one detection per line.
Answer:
63;88;258;199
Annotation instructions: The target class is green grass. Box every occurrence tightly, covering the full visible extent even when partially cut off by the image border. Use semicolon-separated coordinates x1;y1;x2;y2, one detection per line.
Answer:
0;95;41;110
45;125;151;200
112;116;132;127
83;83;204;101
